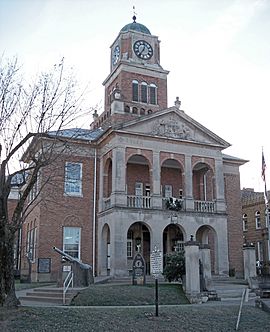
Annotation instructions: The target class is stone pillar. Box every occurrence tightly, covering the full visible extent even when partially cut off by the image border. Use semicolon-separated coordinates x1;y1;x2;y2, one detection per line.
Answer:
243;244;256;280
214;158;226;212
184;155;193;211
200;244;212;290
152;151;162;208
184;237;200;301
111;147;126;206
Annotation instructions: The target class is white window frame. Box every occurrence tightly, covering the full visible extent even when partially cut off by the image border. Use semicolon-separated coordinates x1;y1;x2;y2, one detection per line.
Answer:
141;82;148;103
127;239;133;258
64;162;83;196
63;227;81;260
242;214;248;232
255;211;261;229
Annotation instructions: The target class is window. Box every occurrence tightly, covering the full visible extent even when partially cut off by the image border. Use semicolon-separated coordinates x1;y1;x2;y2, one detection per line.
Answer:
65;162;82;196
164;185;172;198
26;225;36;262
132;80;139;102
127;231;133;258
242;213;248;232
179;189;183;199
255;211;261;229
141;82;148;103
63;227;81;259
149;84;157;105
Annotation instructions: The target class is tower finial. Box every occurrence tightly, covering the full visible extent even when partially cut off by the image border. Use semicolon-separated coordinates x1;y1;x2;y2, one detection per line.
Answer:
132;5;137;22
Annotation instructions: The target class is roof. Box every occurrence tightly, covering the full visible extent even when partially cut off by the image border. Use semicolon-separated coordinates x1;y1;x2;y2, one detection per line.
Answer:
120;21;151;35
48;128;104;141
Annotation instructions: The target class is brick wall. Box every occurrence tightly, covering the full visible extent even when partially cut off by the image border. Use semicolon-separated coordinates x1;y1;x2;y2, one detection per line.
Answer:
224;173;244;276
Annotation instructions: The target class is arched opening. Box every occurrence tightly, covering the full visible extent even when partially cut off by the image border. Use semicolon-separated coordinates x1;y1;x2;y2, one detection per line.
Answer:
127;222;151;274
192;162;215;201
196;225;218;274
163;224;185;255
101;224;111;275
161;159;184;210
126;154;151;208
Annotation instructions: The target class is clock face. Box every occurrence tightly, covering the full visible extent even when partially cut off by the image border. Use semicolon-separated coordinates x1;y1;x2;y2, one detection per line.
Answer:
133;40;153;60
112;45;120;65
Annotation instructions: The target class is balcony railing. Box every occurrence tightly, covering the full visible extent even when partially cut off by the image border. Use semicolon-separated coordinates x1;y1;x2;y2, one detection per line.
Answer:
127;195;151;209
194;200;216;213
102;195;216;213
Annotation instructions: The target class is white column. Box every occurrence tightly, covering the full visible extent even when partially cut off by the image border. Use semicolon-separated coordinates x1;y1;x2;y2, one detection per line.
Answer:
111;147;126;206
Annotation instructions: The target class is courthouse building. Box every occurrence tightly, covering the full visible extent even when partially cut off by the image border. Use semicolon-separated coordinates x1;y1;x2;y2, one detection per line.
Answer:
20;17;247;281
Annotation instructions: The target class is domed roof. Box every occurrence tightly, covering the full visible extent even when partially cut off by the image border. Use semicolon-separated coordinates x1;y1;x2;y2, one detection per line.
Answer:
120;16;151;35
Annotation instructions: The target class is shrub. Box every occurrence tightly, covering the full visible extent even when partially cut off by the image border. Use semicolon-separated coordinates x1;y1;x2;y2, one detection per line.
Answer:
163;251;185;282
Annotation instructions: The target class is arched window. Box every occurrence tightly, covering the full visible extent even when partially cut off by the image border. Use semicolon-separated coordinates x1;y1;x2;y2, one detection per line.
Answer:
242;213;248;231
125;105;130;113
149;83;157;105
255;211;261;229
132;80;139;102
141;82;148;103
147;109;152;114
140;108;145;115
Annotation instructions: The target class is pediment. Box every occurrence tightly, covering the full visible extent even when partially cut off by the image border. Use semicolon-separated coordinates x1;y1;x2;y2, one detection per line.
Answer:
117;107;230;148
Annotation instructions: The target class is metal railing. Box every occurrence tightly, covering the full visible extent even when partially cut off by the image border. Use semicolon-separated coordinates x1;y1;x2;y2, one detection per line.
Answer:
63;270;73;305
127;195;152;209
194;200;216;213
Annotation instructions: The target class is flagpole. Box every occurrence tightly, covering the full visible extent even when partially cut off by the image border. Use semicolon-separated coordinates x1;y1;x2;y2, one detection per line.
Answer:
262;148;270;271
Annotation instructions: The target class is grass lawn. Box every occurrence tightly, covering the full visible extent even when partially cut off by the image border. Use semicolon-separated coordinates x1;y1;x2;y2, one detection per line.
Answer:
1;305;269;332
71;282;189;306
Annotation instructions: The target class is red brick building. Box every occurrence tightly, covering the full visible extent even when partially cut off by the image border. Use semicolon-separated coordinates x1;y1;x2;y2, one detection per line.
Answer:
20;17;247;281
241;188;270;267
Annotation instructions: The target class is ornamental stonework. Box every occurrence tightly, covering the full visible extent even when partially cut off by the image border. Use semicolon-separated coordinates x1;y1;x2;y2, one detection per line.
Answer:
151;117;193;140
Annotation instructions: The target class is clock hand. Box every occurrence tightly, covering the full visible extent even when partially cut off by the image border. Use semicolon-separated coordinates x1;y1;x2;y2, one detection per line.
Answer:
139;45;146;56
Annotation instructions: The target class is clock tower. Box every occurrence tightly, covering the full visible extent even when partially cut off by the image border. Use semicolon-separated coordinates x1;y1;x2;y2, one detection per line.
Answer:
92;16;169;129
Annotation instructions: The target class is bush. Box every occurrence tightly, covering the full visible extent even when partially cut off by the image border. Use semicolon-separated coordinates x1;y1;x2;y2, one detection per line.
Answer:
163;251;185;282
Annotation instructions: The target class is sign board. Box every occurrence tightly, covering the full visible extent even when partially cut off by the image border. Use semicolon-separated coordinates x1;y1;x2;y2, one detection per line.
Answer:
150;249;162;277
132;253;146;285
38;258;51;273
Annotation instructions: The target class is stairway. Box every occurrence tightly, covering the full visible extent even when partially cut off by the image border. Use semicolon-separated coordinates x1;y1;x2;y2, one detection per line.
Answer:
18;287;77;306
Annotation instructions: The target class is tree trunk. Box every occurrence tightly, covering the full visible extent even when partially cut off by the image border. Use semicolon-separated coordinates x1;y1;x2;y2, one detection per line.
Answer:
0;222;20;307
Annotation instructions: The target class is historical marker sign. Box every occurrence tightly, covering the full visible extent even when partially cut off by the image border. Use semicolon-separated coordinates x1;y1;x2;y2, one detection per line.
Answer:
150;248;162;278
132;253;146;285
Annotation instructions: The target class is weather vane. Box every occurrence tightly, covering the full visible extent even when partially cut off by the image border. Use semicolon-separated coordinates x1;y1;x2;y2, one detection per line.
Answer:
132;5;137;22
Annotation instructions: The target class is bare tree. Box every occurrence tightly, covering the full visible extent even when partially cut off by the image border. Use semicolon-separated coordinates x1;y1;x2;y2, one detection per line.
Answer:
0;57;90;307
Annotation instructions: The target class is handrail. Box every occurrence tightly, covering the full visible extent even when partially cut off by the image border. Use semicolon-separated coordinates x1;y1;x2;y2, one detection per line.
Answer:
63;270;73;305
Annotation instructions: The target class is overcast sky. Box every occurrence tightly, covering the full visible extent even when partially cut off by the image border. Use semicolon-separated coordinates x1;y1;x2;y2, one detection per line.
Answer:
1;0;270;192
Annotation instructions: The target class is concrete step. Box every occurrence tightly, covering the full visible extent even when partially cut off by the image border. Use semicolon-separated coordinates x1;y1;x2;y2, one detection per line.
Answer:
26;291;74;298
19;295;64;304
18;288;77;305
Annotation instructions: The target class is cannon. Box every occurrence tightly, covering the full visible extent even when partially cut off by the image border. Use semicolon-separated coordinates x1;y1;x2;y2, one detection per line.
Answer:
52;246;93;287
